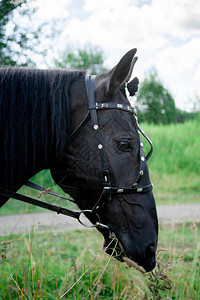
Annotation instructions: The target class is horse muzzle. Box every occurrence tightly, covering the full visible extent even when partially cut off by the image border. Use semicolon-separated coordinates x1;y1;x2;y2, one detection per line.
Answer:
102;226;157;272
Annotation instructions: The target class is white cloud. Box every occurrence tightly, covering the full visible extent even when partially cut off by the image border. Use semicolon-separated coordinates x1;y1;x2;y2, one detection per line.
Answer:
34;0;70;22
84;0;137;12
35;0;200;109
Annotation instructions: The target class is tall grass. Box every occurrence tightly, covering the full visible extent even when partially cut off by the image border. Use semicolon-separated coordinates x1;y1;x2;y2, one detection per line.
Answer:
142;119;200;205
0;222;200;299
142;119;200;175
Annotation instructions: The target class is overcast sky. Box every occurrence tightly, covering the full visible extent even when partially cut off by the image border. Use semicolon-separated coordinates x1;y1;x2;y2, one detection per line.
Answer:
30;0;200;110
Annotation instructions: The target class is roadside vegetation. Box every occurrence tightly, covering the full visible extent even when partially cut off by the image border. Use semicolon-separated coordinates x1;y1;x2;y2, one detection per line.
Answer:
142;117;200;205
0;222;199;299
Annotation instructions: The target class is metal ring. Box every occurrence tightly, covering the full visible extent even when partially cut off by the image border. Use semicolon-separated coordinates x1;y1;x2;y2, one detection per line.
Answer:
78;210;109;229
78;210;97;228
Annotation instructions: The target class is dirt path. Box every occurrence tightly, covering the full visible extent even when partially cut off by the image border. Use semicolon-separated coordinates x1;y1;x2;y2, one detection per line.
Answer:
0;204;200;236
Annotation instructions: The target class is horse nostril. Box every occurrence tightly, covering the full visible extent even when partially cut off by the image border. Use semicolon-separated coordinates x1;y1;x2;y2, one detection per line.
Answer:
146;244;156;257
143;243;156;271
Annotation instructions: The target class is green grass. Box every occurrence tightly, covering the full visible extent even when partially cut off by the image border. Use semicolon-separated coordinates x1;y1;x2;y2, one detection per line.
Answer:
0;119;199;215
142;119;200;174
0;222;200;299
141;119;200;205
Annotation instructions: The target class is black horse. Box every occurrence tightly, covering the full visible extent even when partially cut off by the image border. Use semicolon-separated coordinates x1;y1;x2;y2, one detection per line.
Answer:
0;49;158;272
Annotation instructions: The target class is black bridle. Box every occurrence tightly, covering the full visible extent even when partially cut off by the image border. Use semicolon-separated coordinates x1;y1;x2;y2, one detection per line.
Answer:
83;75;153;216
0;75;153;229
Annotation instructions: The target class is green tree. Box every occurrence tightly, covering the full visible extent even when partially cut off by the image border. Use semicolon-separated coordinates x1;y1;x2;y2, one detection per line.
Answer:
0;0;52;67
0;0;32;66
136;68;176;124
55;46;108;74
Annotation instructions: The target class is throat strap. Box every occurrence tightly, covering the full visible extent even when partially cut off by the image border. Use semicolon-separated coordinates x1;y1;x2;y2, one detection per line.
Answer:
25;181;75;203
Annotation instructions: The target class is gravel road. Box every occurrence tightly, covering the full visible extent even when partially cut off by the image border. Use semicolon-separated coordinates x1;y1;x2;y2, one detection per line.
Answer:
0;204;200;236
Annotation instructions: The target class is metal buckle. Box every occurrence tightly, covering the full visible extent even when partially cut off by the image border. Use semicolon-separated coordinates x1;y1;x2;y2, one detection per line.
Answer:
117;104;123;109
102;103;108;108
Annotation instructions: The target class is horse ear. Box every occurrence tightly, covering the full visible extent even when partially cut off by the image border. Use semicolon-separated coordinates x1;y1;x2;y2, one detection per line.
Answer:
107;48;137;95
127;77;139;96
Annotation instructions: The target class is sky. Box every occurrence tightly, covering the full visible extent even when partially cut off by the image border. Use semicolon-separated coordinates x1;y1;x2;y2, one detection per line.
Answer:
28;0;200;110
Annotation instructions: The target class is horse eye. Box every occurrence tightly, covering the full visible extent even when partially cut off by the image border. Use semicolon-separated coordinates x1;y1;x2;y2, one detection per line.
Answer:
117;141;131;150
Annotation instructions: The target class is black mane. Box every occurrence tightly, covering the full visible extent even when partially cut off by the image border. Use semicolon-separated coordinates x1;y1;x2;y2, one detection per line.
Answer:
0;67;84;188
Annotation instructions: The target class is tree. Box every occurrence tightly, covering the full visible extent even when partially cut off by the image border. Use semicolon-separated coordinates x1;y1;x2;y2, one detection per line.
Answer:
55;46;108;75
0;0;32;66
136;68;176;124
0;0;52;67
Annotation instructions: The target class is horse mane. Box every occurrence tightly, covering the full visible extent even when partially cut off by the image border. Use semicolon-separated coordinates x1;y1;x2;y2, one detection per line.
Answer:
0;67;84;187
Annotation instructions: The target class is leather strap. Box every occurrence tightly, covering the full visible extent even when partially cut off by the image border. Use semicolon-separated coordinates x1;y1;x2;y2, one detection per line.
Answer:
0;188;80;219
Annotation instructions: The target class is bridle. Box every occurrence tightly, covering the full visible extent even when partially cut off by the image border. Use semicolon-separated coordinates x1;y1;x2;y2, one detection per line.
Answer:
81;75;153;217
0;75;153;230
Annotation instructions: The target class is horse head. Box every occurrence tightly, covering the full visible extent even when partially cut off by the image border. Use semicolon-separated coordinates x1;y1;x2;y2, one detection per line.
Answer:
51;49;158;272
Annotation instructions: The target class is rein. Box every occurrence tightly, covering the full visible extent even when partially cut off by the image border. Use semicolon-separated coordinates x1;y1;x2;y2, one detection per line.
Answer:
0;75;153;230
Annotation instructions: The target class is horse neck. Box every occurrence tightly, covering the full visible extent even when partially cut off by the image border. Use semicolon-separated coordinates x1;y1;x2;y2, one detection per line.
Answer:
0;97;53;191
0;68;73;191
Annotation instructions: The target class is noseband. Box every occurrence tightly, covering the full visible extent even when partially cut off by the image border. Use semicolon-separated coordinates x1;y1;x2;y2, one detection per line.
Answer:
81;75;153;216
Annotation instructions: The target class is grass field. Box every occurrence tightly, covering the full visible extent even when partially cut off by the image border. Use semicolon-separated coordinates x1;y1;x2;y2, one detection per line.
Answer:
0;222;200;299
142;119;200;205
